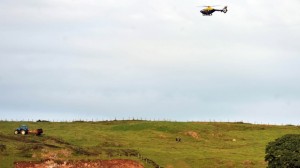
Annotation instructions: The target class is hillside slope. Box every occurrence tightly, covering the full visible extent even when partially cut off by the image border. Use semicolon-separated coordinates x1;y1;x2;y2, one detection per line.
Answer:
0;121;299;168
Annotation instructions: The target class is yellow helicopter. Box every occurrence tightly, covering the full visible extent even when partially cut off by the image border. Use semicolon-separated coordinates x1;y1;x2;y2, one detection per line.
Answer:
200;6;228;16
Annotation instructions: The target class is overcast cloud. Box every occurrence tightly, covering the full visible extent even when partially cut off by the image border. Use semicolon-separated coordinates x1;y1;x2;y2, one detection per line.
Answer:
0;0;300;124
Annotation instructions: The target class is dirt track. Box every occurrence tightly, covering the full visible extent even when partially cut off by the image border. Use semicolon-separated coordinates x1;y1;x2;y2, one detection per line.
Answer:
14;159;144;168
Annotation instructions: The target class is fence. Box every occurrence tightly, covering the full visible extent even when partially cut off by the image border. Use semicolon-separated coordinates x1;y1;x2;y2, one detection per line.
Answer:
0;118;298;126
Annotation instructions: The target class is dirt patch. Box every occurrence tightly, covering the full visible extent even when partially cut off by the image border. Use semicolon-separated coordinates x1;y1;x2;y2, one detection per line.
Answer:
15;159;144;168
243;160;255;167
158;134;168;139
40;149;72;160
184;131;200;140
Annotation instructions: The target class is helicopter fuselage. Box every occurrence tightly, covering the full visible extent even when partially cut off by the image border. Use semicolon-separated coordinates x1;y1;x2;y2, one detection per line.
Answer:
200;9;217;16
200;6;227;16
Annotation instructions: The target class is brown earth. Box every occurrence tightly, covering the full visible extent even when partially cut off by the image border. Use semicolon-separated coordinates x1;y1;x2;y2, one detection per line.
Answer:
184;131;200;140
14;159;144;168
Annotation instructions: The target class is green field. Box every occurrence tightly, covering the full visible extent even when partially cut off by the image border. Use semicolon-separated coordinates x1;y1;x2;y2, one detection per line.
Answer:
0;120;299;168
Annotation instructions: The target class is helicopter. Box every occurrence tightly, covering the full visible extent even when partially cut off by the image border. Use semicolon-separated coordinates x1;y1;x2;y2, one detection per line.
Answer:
200;6;228;16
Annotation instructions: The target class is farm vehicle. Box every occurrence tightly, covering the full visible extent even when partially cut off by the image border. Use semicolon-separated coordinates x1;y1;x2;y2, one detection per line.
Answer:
14;125;43;136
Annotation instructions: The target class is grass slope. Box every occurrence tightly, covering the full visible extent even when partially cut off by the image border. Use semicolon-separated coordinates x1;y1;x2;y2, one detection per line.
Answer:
0;121;299;168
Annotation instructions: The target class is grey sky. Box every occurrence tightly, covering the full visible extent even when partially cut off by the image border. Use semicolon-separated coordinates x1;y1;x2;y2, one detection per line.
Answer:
0;0;300;124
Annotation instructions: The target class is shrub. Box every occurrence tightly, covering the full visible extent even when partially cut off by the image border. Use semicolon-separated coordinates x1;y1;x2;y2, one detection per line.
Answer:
265;134;300;168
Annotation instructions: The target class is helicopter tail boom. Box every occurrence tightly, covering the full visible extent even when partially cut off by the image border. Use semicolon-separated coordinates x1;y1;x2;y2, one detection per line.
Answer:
214;6;228;13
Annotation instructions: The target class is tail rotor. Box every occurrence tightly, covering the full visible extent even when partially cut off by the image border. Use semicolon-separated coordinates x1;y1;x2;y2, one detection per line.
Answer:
222;6;228;13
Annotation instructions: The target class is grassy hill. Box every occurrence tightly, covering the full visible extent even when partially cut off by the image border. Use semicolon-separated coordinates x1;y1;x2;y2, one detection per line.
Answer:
0;120;299;168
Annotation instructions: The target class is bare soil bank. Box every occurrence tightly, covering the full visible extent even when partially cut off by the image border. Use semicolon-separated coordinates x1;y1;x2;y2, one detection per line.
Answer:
14;159;144;168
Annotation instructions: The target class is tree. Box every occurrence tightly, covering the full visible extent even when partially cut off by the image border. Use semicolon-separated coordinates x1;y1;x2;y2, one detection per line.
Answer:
265;134;300;168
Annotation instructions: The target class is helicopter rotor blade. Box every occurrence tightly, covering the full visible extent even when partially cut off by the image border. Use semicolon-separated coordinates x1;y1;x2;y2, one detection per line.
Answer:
197;5;222;7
